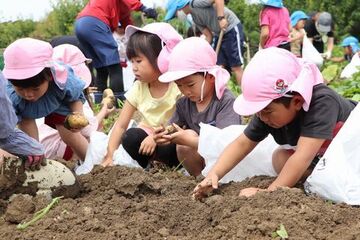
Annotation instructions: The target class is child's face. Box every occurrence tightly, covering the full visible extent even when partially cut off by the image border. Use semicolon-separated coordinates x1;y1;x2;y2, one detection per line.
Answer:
13;81;49;102
131;53;160;82
256;96;303;128
295;19;306;29
344;46;351;55
175;73;214;103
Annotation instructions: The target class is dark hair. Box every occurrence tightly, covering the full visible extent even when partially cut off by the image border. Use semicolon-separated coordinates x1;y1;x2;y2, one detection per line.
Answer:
126;31;162;71
8;68;53;88
272;92;300;108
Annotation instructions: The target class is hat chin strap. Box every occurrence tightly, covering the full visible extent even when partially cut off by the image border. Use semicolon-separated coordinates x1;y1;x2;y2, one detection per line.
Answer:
199;73;206;102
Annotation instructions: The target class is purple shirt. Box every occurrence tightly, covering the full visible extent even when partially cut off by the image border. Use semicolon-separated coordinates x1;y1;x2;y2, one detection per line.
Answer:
260;7;290;48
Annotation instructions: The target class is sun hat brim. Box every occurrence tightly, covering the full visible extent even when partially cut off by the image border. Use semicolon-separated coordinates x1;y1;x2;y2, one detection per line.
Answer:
159;70;197;83
233;94;272;116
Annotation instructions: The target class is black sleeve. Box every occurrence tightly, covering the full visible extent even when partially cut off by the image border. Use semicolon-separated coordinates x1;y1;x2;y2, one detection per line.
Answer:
244;115;270;142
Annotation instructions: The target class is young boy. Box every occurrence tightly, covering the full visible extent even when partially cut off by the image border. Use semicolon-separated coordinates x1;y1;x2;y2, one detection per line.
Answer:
164;0;245;85
193;47;357;199
157;37;242;176
0;71;45;170
331;36;360;62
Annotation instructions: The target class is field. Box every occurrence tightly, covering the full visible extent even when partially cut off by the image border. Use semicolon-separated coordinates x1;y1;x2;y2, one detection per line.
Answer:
1;165;360;239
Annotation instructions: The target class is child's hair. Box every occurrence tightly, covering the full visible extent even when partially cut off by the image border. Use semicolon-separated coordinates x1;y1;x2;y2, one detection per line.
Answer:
8;68;53;88
272;92;300;108
126;32;162;71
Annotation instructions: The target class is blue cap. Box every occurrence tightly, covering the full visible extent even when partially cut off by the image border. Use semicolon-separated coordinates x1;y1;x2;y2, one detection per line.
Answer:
164;0;190;21
290;11;309;27
341;36;360;54
259;0;283;8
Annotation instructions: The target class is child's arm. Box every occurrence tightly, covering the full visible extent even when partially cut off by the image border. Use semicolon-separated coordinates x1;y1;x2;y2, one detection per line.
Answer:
268;136;325;191
193;133;258;199
102;100;136;166
18;118;39;141
69;100;84;114
259;25;269;49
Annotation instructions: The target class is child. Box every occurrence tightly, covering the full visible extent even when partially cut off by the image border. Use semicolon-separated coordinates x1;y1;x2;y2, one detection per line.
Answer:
193;47;357;199
289;11;309;57
37;44;114;161
157;37;242;177
0;71;45;170
259;0;291;50
332;36;360;62
101;22;183;168
3;38;89;161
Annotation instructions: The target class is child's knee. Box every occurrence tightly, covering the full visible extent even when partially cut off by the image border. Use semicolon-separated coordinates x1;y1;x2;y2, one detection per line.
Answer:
272;148;293;174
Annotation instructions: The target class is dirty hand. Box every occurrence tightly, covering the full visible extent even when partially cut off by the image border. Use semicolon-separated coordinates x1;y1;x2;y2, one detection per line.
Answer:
239;187;265;197
21;155;46;171
101;154;114;167
192;173;219;200
139;136;156;156
140;6;158;19
153;125;171;145
159;123;186;145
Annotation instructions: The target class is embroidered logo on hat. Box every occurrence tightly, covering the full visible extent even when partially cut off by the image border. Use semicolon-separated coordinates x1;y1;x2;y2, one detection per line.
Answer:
274;79;288;94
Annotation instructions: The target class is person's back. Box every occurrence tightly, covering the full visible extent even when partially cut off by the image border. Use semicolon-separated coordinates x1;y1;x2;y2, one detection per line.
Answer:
189;0;240;36
260;6;290;48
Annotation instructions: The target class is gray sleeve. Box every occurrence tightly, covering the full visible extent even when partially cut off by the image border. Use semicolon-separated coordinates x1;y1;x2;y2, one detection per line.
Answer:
169;99;188;129
191;0;213;8
0;128;44;156
214;92;242;129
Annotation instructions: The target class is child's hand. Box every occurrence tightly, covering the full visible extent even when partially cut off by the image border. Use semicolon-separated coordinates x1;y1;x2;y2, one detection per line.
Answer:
20;154;46;171
139;136;156;156
192;173;219;200
153;126;170;145
239;187;265;197
101;154;114;167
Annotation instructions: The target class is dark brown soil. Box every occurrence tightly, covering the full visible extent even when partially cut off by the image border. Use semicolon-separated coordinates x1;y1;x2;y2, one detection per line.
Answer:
1;165;360;239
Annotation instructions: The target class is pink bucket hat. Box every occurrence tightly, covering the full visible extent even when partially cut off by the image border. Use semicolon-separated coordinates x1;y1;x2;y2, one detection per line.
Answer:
53;44;92;89
3;38;68;88
234;47;324;116
125;22;183;73
159;37;230;99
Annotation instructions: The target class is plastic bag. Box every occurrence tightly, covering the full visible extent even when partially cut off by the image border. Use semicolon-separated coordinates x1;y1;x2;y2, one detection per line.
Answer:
75;122;141;175
305;104;360;205
198;123;277;183
302;35;324;68
340;54;360;79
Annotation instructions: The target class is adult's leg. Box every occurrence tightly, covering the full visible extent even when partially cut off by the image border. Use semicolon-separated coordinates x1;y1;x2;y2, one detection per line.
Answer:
108;64;124;92
95;67;109;92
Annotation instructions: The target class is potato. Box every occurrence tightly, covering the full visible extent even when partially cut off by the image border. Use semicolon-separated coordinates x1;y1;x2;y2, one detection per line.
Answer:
101;97;115;109
103;88;115;99
165;125;177;134
64;112;89;130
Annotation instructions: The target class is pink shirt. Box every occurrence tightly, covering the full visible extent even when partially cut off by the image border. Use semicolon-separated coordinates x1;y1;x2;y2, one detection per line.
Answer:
260;7;290;48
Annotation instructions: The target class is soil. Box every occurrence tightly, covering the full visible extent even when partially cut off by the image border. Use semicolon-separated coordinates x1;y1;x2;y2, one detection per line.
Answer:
1;165;360;239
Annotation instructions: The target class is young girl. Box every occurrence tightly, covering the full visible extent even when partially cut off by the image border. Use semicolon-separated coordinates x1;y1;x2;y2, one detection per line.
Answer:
37;44;114;161
193;47;357;199
156;37;242;177
101;22;183;168
259;0;291;50
3;38;89;161
290;11;309;57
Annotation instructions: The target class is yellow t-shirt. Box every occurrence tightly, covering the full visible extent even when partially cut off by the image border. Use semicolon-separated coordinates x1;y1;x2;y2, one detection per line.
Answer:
125;81;182;128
